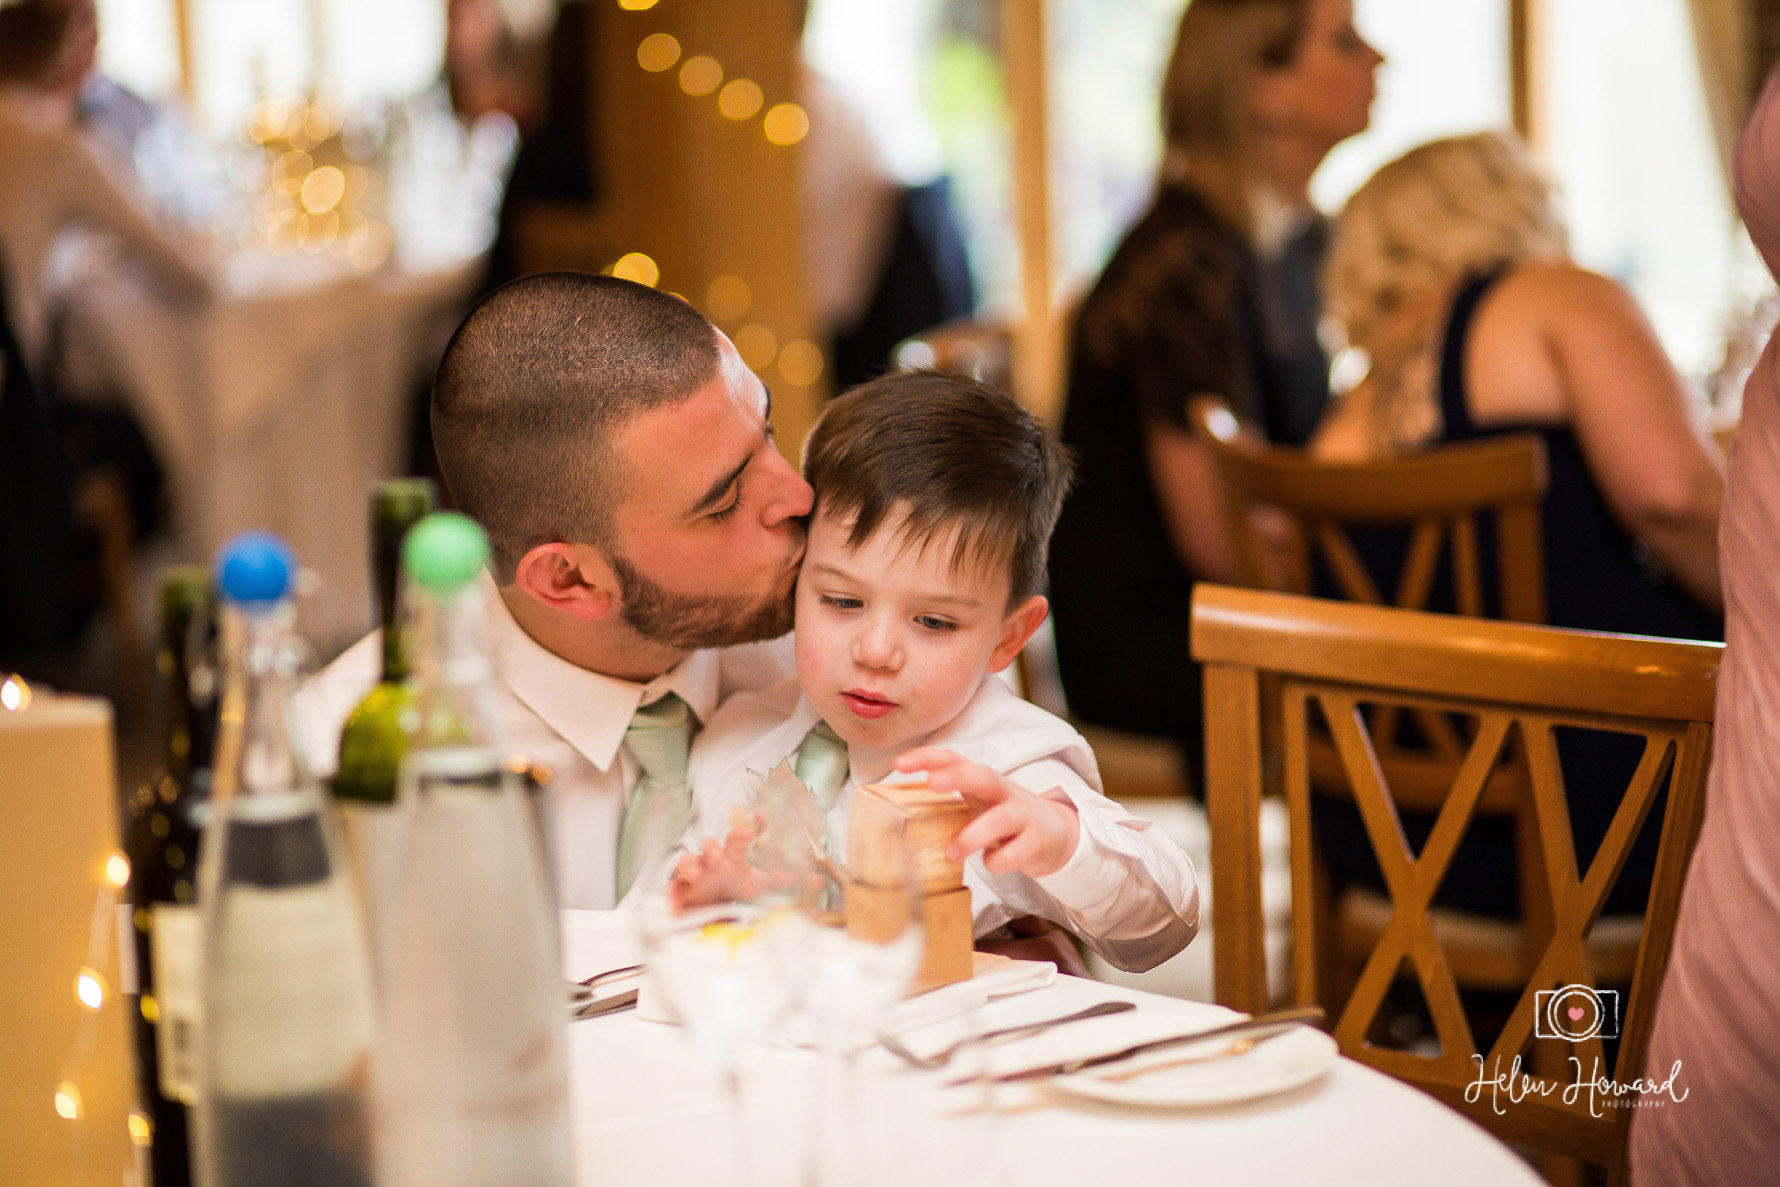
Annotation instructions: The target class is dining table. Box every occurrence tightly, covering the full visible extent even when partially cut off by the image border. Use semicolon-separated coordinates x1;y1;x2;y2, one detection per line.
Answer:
561;910;1542;1186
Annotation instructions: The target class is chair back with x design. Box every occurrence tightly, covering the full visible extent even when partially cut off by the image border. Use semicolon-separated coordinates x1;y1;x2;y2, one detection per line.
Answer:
1192;586;1718;1182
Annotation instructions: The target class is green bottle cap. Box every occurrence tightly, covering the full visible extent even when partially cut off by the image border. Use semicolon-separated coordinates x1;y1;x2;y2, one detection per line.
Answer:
159;565;210;622
372;478;439;532
402;512;490;594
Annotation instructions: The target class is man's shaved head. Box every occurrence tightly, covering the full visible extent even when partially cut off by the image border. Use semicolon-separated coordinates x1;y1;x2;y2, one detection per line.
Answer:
431;272;721;577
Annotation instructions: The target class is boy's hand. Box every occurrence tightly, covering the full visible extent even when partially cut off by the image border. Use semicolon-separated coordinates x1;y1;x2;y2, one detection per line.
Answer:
894;748;1080;878
668;814;767;911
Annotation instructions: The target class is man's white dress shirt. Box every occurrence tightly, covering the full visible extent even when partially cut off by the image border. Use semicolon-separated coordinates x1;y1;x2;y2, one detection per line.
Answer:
683;674;1200;973
293;572;793;909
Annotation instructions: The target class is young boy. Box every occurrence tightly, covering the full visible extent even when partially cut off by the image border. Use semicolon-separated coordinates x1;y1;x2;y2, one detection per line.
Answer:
672;371;1197;972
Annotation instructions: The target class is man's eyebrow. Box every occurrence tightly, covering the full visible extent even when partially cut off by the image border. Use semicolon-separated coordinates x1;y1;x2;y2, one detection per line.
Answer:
686;453;751;517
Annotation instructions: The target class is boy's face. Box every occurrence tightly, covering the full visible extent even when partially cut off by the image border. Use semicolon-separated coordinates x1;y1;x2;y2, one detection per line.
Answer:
793;506;1046;752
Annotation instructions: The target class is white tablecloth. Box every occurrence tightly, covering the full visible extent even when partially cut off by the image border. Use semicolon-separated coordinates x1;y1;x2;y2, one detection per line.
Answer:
562;911;1540;1187
60;251;478;649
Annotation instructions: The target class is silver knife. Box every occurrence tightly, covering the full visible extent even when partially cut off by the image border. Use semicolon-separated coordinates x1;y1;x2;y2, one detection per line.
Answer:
950;1005;1324;1086
570;987;641;1021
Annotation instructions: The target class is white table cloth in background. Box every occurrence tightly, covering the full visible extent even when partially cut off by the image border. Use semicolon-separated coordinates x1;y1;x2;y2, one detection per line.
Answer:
60;251;478;649
561;910;1541;1187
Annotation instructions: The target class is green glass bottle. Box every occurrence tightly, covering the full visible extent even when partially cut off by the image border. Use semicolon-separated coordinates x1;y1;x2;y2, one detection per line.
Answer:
331;478;435;985
332;477;438;804
122;566;216;1187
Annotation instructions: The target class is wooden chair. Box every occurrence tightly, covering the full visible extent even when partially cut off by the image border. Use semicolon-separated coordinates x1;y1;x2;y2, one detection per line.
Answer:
1188;396;1548;620
1192;586;1718;1182
1190;396;1584;993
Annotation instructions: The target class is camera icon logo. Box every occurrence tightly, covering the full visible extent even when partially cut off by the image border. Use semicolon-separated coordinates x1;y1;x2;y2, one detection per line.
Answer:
1535;984;1620;1042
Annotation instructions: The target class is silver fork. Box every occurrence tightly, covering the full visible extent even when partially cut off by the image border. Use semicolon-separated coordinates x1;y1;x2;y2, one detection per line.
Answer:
878;1000;1135;1070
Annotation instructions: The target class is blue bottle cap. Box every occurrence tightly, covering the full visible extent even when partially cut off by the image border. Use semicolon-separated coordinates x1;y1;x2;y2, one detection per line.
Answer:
216;532;295;605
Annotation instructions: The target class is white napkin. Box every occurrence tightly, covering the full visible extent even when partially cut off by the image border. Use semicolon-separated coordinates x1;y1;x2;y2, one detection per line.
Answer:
959;999;1241;1080
635;951;1055;1045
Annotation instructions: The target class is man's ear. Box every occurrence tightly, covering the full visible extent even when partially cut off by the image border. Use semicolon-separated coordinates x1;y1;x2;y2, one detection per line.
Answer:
986;594;1050;674
512;542;616;622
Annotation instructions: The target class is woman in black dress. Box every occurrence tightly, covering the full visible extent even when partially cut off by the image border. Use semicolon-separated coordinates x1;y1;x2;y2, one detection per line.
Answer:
1049;0;1383;783
1311;130;1723;914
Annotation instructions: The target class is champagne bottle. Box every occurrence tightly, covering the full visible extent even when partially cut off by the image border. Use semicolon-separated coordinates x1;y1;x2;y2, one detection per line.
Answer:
332;477;437;804
332;478;436;983
122;566;216;1187
378;513;574;1187
193;533;377;1187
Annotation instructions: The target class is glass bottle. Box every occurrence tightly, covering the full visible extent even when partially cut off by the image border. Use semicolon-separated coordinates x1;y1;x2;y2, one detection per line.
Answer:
122;566;216;1187
331;478;436;981
378;512;573;1187
193;533;376;1187
332;477;437;805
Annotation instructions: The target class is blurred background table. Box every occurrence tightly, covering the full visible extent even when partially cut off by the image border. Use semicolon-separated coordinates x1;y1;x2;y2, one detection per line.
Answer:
58;247;479;650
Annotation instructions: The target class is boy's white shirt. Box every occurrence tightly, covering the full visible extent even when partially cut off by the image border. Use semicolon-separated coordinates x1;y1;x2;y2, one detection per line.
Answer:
683;673;1200;973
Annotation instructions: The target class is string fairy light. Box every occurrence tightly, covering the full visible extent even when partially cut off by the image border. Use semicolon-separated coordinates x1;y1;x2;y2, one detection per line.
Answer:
617;0;826;389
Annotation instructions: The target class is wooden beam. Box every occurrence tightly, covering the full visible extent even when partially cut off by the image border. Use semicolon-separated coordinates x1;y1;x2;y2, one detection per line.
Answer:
1001;0;1063;424
1509;0;1545;155
172;0;196;104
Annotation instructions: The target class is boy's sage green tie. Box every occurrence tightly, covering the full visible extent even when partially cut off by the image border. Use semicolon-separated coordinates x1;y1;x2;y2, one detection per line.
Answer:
792;719;850;816
613;692;692;901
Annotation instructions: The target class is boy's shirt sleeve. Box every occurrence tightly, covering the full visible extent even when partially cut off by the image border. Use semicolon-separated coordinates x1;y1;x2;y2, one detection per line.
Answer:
938;679;1199;973
969;756;1200;974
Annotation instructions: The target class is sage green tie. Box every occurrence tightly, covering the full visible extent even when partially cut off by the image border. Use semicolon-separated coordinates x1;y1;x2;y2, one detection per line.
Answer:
793;720;850;811
614;692;693;901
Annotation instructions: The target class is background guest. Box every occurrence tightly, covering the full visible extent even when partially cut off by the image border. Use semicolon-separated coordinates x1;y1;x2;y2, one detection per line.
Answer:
1047;0;1382;785
0;0;210;373
1631;64;1780;1184
1310;129;1723;916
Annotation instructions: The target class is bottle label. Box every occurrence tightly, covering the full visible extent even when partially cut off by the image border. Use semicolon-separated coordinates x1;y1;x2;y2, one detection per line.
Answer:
150;902;202;1104
208;881;374;1100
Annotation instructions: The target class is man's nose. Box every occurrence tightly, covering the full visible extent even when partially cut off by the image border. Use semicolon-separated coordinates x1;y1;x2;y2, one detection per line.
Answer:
758;448;814;527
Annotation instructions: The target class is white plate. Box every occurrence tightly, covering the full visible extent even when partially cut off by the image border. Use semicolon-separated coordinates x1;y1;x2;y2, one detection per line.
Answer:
1047;1025;1338;1108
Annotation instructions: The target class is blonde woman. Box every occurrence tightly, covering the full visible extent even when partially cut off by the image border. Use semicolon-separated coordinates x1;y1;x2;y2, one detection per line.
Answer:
1317;130;1724;624
1049;0;1382;780
1311;131;1722;920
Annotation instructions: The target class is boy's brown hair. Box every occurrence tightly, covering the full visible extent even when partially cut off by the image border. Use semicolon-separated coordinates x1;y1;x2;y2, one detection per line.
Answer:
802;370;1074;605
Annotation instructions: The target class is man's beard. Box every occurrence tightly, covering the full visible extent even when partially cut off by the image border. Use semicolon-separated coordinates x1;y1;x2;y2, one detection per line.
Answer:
609;552;796;650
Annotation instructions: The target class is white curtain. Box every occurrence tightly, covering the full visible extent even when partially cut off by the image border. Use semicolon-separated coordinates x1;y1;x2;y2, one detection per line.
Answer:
1687;0;1755;193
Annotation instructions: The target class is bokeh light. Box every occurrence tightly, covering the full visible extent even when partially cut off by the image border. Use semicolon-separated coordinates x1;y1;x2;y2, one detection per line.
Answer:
618;0;659;9
0;674;28;711
301;166;346;214
612;252;661;287
129;1111;152;1146
679;56;723;97
718;79;764;121
637;33;680;73
105;853;130;888
777;340;825;387
706;275;751;320
54;1084;81;1121
763;103;810;146
734;324;779;370
76;967;105;1011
